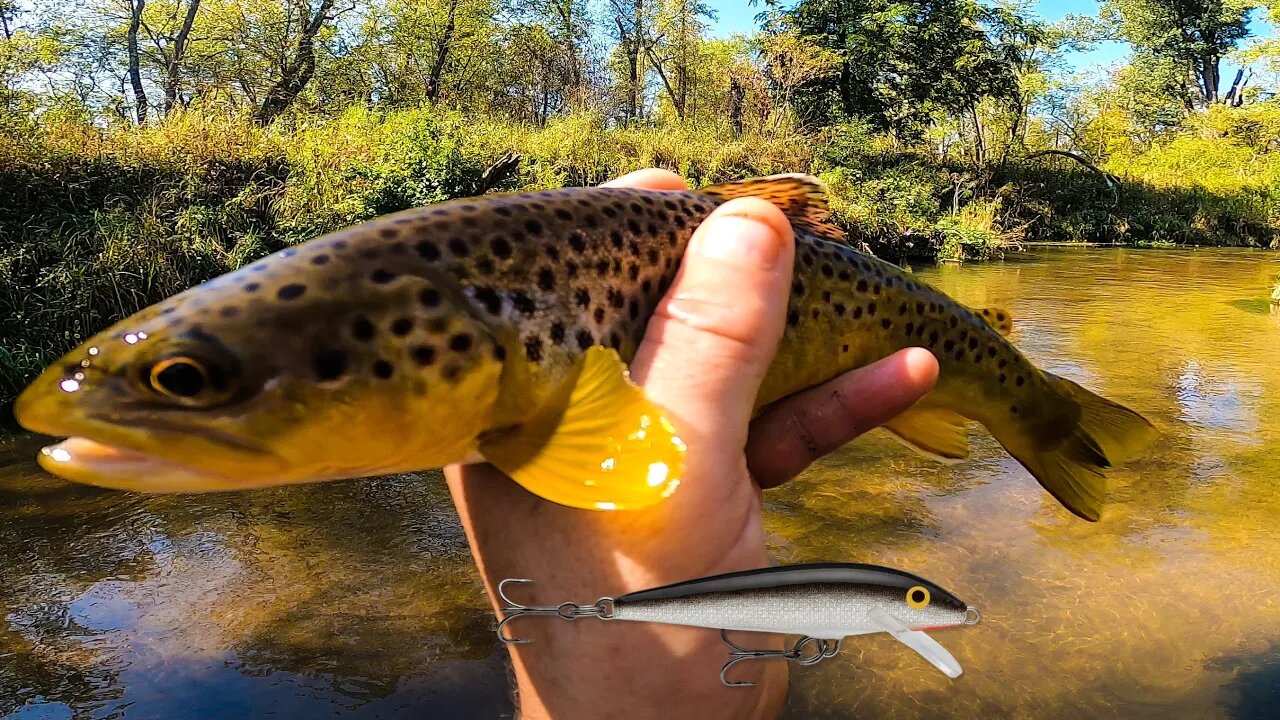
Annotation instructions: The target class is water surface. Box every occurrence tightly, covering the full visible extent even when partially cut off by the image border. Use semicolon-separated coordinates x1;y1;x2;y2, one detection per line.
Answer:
3;248;1279;719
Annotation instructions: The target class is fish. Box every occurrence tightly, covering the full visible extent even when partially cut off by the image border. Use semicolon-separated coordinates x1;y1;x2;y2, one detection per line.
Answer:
495;562;980;684
13;174;1158;519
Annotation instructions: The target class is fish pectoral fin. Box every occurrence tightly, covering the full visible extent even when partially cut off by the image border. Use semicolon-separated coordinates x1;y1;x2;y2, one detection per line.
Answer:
479;346;686;511
976;306;1014;336
698;174;847;243
882;406;971;462
869;610;963;679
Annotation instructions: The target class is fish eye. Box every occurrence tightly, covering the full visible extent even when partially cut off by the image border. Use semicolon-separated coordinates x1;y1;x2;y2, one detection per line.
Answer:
906;585;931;609
149;356;209;400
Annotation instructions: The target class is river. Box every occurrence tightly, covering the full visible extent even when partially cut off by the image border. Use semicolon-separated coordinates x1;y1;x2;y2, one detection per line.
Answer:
3;248;1278;719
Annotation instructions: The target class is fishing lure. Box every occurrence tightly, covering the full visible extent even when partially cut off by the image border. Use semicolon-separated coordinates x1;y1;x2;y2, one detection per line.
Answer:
495;563;981;686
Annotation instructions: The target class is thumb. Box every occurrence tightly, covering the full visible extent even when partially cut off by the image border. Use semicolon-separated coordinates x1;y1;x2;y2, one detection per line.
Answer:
630;197;795;446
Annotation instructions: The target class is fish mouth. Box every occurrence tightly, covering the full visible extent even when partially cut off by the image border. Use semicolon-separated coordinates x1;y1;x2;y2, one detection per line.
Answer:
36;436;252;492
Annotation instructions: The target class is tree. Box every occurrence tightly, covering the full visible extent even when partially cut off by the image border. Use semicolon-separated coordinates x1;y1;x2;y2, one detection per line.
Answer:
1098;0;1257;106
254;0;354;124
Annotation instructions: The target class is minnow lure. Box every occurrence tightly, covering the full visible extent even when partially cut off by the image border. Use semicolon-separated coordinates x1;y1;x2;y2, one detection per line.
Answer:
495;563;980;686
15;174;1156;518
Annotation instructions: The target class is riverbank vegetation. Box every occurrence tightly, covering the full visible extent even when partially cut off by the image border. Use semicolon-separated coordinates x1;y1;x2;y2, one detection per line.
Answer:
3;0;1280;405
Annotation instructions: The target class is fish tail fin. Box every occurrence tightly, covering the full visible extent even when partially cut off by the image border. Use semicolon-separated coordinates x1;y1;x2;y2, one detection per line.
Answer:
698;174;847;243
1000;373;1159;522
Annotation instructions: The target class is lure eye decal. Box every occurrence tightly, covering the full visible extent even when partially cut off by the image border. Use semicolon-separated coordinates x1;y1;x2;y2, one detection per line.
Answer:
906;585;931;609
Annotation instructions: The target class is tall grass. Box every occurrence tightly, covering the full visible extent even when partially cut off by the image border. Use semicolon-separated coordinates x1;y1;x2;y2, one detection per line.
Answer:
2;107;1279;406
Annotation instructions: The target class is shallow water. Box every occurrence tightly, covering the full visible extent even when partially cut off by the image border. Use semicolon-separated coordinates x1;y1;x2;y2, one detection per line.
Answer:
3;248;1279;719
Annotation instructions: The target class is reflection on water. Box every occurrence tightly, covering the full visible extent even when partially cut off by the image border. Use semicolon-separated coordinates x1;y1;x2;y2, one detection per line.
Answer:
3;248;1279;719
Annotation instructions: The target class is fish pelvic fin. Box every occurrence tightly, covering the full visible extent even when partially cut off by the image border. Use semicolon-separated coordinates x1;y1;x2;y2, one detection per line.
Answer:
1003;374;1159;522
479;347;686;511
976;306;1014;336
882;405;970;463
699;174;846;243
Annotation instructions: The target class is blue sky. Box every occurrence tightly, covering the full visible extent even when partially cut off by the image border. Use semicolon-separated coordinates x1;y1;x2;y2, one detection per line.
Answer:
702;0;1276;77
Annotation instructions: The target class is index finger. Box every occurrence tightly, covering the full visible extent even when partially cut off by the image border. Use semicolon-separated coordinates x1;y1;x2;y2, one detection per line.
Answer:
601;168;688;191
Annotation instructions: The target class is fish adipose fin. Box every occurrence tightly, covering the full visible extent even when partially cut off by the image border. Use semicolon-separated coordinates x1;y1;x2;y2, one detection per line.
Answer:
882;406;970;462
1004;373;1159;522
977;307;1014;336
480;347;686;511
699;174;847;243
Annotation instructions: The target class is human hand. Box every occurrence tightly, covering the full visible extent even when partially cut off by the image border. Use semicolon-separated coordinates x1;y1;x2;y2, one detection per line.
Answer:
445;168;939;719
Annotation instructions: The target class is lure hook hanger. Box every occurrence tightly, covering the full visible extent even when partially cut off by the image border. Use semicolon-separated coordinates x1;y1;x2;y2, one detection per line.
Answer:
719;630;843;688
495;578;615;644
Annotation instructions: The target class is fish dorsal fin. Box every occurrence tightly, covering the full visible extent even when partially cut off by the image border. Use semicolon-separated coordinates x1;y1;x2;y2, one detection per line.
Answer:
882;405;970;462
977;307;1014;336
699;174;846;243
479;347;686;511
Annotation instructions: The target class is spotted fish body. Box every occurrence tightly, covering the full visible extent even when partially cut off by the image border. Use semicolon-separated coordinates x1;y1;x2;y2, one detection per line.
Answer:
15;175;1157;519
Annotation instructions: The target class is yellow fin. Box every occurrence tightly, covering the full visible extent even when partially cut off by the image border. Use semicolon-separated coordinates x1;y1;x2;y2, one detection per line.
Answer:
882;406;971;462
999;373;1158;522
977;306;1014;336
479;347;686;510
699;174;846;243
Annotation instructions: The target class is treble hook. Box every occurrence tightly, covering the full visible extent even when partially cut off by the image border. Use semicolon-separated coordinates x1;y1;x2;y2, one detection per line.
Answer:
495;578;616;645
719;630;842;688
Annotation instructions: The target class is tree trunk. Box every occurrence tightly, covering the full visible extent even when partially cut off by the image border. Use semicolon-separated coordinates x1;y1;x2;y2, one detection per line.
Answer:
163;0;202;115
1197;55;1220;105
425;0;458;103
255;0;338;125
728;75;744;135
969;103;985;165
646;46;683;119
127;0;148;124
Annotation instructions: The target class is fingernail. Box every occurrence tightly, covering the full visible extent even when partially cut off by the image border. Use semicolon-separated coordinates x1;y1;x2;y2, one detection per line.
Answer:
696;214;783;270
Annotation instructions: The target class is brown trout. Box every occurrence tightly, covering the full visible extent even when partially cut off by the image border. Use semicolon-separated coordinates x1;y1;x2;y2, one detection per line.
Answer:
14;175;1158;520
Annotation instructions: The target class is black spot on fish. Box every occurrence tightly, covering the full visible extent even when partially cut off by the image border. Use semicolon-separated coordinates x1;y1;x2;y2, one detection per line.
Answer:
417;240;441;261
842;344;849;352
475;255;495;275
555;208;573;221
334;240;349;250
391;318;413;336
419;288;441;309
873;283;882;295
793;280;805;295
525;219;543;236
944;339;955;351
954;348;966;361
448;238;470;257
929;331;939;345
987;346;997;357
593;307;606;323
546;244;561;262
575;289;591;308
373;359;395;379
627;219;641;234
999;373;1007;384
899;302;908;316
244;283;261;293
577;329;594;350
853;306;863;319
997;312;1006;322
513;291;536;314
352;316;376;341
822;290;831;302
968;338;978;351
838;269;851;281
885;277;895;288
647;223;658;236
856;279;868;292
550;322;566;344
610;231;624;249
822;264;834;278
811;308;820;319
916;302;925;314
647;248;660;264
905;321;914;335
787;310;800;326
491;237;513;259
603;206;618;218
595;259;609;274
628;299;640;320
629;264;640;281
524;336;543;362
474;286;502;315
881;318;892;329
641;280;652;294
537;267;555;291
569;233;587;252
311;254;330;266
566;260;579;278
1010;405;1019;415
494;206;512;217
834;303;846;316
278;283;307;300
449;334;473;352
868;302;877;316
492;345;507;362
412;345;436;366
629;203;643;215
609;332;621;348
313;348;348;381
379;227;398;240
1016;375;1025;387
370;269;397;284
998;358;1008;369
949;317;958;328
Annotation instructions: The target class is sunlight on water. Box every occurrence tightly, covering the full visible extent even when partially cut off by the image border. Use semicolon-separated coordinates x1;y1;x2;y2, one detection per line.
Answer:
2;248;1279;719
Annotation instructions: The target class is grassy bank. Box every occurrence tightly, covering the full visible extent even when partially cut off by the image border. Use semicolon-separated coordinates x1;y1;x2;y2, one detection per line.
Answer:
3;108;1279;406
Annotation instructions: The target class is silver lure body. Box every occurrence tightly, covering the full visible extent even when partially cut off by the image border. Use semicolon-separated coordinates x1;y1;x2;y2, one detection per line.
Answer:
497;563;981;684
